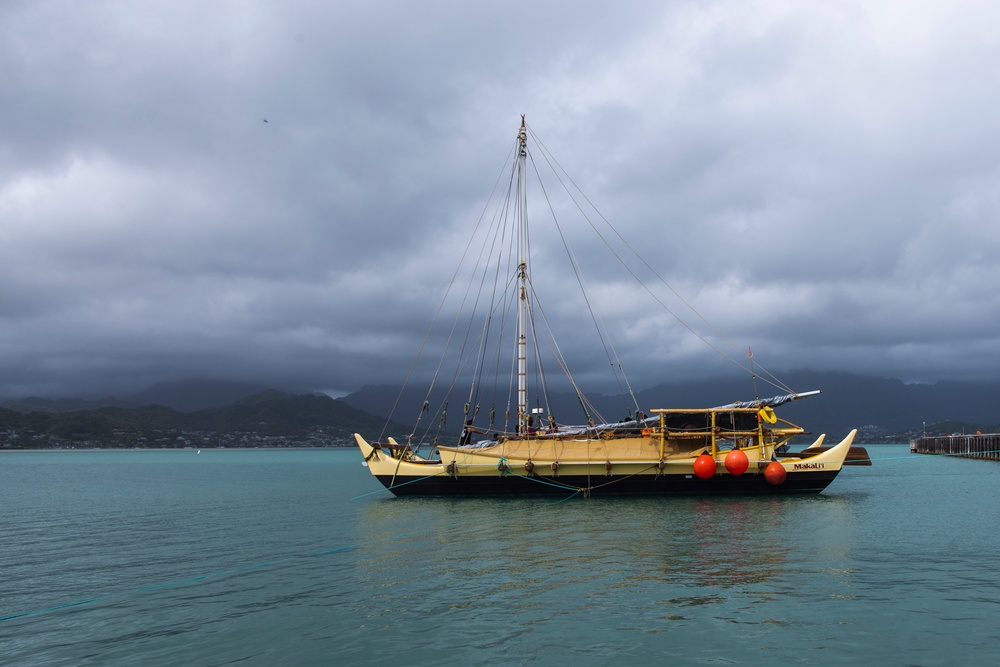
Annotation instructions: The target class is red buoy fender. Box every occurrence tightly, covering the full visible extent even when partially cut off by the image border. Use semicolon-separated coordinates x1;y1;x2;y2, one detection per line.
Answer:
764;461;787;485
693;453;716;479
724;449;749;475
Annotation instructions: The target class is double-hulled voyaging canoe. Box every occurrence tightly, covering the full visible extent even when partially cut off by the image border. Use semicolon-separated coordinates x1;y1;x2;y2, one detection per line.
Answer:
355;118;860;497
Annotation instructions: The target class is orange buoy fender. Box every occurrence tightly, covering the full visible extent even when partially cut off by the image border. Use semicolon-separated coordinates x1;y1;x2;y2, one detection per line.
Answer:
693;453;716;479
724;449;749;475
764;461;787;485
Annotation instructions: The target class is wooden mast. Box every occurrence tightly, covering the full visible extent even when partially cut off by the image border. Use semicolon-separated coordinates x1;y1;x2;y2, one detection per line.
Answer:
516;116;528;433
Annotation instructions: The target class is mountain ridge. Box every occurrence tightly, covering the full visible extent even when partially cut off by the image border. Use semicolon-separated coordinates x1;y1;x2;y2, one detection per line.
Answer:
3;372;999;447
0;389;409;449
338;371;1000;443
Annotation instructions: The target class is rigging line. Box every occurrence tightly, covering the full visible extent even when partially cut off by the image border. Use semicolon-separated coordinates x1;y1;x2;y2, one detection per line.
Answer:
520;172;557;427
460;266;498;419
526;279;608;425
487;275;516;427
476;183;522;422
526;125;794;395
421;189;519;449
453;263;519;437
416;149;522;447
469;196;517;421
383;138;520;445
532;167;638;415
491;205;521;434
526;147;637;411
485;271;520;434
505;295;518;434
447;267;519;437
443;163;519;373
522;271;555;425
446;188;514;421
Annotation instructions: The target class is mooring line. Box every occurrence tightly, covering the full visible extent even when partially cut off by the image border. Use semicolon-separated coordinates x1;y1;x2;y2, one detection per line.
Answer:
865;448;1000;463
350;472;445;500
503;471;581;491
0;596;110;622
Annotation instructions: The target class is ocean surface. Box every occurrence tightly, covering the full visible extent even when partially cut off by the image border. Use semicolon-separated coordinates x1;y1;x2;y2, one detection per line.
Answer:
1;445;998;666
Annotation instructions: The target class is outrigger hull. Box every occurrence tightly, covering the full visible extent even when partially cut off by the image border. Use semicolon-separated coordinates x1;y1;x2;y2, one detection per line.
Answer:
354;428;858;498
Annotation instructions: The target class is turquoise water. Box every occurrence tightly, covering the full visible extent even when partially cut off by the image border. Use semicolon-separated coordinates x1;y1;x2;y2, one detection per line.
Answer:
1;446;998;666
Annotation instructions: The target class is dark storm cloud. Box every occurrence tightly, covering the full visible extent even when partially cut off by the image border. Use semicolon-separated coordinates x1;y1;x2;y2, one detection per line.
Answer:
3;0;1000;400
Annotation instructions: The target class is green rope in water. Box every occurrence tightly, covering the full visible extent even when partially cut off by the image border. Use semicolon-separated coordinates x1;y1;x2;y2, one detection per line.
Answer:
866;448;1000;462
350;472;446;500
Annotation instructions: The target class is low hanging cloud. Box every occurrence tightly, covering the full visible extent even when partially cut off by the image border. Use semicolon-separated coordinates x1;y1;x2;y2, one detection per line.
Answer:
3;0;1000;400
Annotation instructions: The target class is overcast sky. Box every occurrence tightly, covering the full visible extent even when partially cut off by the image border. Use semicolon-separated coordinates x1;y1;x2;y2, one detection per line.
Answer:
3;0;1000;400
